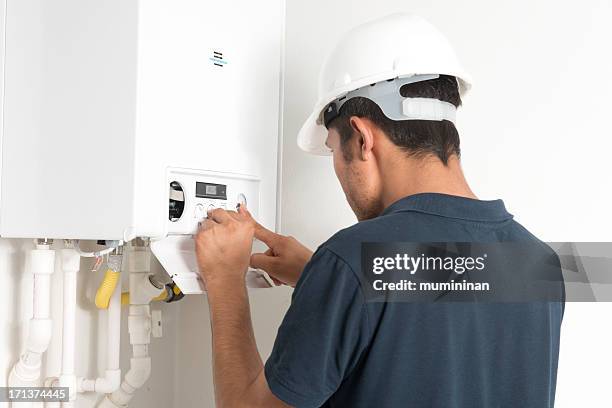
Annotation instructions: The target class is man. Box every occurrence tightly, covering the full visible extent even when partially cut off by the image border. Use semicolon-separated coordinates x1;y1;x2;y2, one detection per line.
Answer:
195;14;563;408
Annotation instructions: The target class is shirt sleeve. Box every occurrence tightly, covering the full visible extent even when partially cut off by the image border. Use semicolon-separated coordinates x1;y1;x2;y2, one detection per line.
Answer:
265;248;372;408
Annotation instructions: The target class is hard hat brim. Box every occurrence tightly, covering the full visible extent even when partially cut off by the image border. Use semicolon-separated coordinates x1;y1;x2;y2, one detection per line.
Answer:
297;109;332;156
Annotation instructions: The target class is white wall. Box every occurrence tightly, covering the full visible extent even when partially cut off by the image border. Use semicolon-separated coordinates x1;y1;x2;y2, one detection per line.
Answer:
281;0;612;406
282;0;612;245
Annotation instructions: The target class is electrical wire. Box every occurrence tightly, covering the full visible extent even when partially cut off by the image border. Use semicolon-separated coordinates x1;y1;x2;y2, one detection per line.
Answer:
74;240;123;258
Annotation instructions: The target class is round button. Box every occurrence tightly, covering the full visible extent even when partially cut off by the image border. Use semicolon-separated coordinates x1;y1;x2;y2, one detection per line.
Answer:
207;204;215;216
194;204;205;219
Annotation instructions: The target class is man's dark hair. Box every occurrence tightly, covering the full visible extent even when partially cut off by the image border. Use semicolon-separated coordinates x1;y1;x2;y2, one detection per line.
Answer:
327;75;462;164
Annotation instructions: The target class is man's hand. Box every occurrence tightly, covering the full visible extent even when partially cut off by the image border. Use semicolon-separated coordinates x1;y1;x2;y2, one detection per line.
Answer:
250;225;313;287
195;206;255;288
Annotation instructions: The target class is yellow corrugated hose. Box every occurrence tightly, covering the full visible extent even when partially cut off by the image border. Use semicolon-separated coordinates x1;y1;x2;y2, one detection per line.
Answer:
120;290;167;306
152;290;167;302
95;268;121;309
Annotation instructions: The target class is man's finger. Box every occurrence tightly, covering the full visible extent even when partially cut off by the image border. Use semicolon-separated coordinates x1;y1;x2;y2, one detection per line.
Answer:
236;204;253;219
250;253;278;272
199;218;217;232
207;208;234;224
254;223;279;246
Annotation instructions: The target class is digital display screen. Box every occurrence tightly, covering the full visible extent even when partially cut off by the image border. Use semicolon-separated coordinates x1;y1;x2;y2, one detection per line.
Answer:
196;182;227;200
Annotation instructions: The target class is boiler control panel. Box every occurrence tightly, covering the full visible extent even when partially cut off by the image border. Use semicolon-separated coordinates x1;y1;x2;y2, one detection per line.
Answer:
151;168;268;294
166;168;260;236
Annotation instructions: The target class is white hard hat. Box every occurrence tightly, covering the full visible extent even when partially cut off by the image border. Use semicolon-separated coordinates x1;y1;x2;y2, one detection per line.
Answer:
297;13;472;155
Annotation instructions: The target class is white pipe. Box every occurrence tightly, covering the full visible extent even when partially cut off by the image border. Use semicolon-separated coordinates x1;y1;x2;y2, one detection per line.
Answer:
58;248;80;406
78;257;122;394
9;243;56;408
33;272;51;319
96;247;152;408
107;275;121;371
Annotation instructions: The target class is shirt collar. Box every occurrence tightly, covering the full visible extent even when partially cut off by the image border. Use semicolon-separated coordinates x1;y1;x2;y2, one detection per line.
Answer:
380;193;513;222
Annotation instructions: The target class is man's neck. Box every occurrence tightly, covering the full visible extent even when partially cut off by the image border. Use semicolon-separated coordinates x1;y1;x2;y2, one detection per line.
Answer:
379;154;477;210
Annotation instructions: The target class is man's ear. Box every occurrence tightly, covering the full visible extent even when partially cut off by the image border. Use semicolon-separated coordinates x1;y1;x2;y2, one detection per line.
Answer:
349;116;375;161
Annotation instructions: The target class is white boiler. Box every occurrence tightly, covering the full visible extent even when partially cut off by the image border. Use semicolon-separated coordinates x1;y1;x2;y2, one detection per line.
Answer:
0;0;284;292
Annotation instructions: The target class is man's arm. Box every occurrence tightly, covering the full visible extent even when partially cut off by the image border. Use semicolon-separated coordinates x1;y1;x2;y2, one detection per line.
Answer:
195;207;291;408
206;279;290;408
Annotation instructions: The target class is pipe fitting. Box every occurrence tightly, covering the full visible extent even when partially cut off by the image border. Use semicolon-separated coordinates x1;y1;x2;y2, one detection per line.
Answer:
30;247;56;274
99;369;122;393
35;238;54;248
25;318;53;353
8;353;43;387
127;247;150;275
129;274;160;306
78;369;121;394
61;248;81;272
128;308;151;345
97;357;151;408
131;237;150;248
124;357;151;390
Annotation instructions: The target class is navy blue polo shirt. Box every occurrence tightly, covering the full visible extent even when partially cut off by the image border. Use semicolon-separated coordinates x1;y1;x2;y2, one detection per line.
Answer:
265;193;564;408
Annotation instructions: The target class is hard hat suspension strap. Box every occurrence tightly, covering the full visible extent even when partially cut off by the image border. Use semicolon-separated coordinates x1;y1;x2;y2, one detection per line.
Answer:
323;74;457;128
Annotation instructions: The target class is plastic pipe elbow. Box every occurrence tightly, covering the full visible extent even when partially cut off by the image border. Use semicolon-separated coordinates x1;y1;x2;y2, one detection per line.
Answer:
10;318;53;387
97;370;122;393
8;353;43;387
78;369;122;394
98;359;151;408
124;357;151;390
